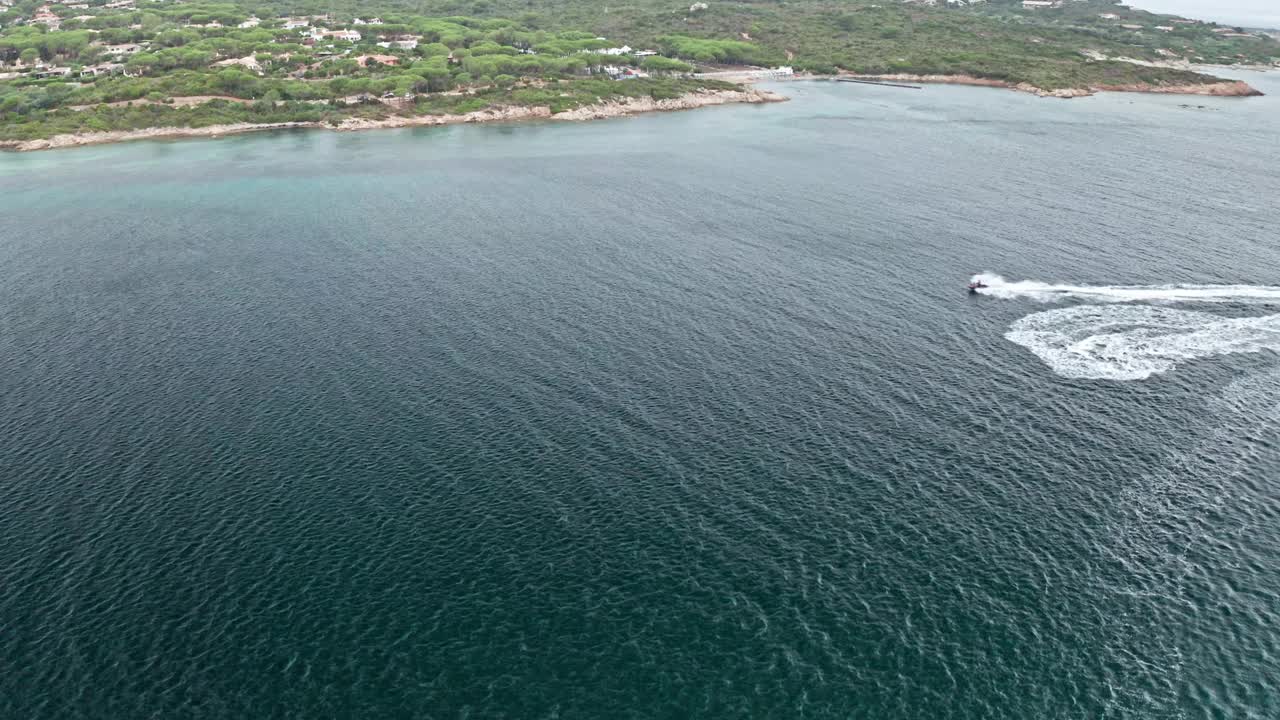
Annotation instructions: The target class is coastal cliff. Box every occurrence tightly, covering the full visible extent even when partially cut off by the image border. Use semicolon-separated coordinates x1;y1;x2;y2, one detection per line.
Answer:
0;88;783;153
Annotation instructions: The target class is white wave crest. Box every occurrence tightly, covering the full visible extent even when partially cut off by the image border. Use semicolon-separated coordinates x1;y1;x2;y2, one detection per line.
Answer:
1006;305;1280;380
971;273;1280;305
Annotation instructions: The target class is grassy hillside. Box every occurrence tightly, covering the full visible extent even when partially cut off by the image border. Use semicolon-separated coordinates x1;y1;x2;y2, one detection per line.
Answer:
0;0;1275;141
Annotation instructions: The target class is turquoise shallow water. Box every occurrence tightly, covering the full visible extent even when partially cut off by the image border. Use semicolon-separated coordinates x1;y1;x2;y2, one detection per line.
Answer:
2;73;1280;718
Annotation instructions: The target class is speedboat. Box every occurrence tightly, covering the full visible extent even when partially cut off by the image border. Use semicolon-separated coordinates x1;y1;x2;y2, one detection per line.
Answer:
967;281;988;294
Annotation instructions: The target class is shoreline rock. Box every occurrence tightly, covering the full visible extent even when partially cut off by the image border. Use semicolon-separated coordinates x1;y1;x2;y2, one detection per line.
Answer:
839;73;1263;99
554;87;785;120
0;88;785;153
1093;80;1263;97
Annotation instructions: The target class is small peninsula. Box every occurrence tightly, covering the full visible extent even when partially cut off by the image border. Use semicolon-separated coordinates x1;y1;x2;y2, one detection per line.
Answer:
0;0;1276;150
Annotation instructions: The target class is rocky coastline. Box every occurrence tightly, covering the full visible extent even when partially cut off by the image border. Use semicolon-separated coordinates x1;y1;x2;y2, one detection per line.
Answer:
0;87;785;153
0;69;1263;153
840;73;1263;99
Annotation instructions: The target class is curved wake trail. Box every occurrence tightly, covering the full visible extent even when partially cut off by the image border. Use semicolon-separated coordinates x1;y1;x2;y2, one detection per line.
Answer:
975;275;1280;380
1006;305;1280;380
971;273;1280;305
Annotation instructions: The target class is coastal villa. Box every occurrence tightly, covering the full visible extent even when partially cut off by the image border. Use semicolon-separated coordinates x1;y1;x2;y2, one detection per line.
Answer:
377;39;419;50
282;18;309;30
352;17;383;25
102;0;133;8
102;43;142;59
600;64;649;79
354;54;398;67
595;45;632;56
1154;26;1174;32
32;66;72;78
322;29;362;42
79;62;124;77
32;5;61;28
1098;13;1119;20
212;55;264;74
1210;27;1257;39
1120;24;1143;30
1021;0;1061;9
308;27;362;41
239;17;260;28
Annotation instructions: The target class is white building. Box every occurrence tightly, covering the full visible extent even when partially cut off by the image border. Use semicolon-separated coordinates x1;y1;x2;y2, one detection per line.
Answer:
102;43;142;57
323;29;361;41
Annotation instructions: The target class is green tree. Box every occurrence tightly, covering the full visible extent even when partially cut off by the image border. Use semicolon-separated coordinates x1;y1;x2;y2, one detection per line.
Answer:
421;42;451;57
641;56;693;73
216;67;251;93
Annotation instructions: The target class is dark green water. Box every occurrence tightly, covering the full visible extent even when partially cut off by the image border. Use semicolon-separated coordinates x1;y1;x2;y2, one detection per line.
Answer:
3;73;1280;718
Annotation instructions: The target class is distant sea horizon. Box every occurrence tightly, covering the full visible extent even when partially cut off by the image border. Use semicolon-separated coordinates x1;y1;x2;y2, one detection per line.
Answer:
1133;0;1280;29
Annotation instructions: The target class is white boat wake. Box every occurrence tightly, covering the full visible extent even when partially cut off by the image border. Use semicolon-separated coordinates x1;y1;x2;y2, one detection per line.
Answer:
1006;305;1280;380
976;275;1280;380
971;273;1280;305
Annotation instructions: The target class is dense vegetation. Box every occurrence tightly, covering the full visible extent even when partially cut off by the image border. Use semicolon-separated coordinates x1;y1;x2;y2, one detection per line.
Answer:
0;76;736;141
0;0;1276;142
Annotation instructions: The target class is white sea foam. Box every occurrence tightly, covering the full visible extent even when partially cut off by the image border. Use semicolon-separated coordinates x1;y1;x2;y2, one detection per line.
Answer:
971;273;1280;305
1005;305;1280;380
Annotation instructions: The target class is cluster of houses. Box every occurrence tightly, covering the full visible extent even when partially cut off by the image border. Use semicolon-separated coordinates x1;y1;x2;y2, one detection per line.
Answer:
0;1;714;90
32;5;62;29
903;0;987;6
13;40;142;78
590;45;660;58
1212;26;1262;39
1095;13;1262;39
377;36;419;51
11;0;132;31
599;65;649;79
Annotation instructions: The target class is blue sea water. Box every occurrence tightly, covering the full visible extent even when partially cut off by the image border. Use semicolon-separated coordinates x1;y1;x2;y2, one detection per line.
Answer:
2;72;1279;718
